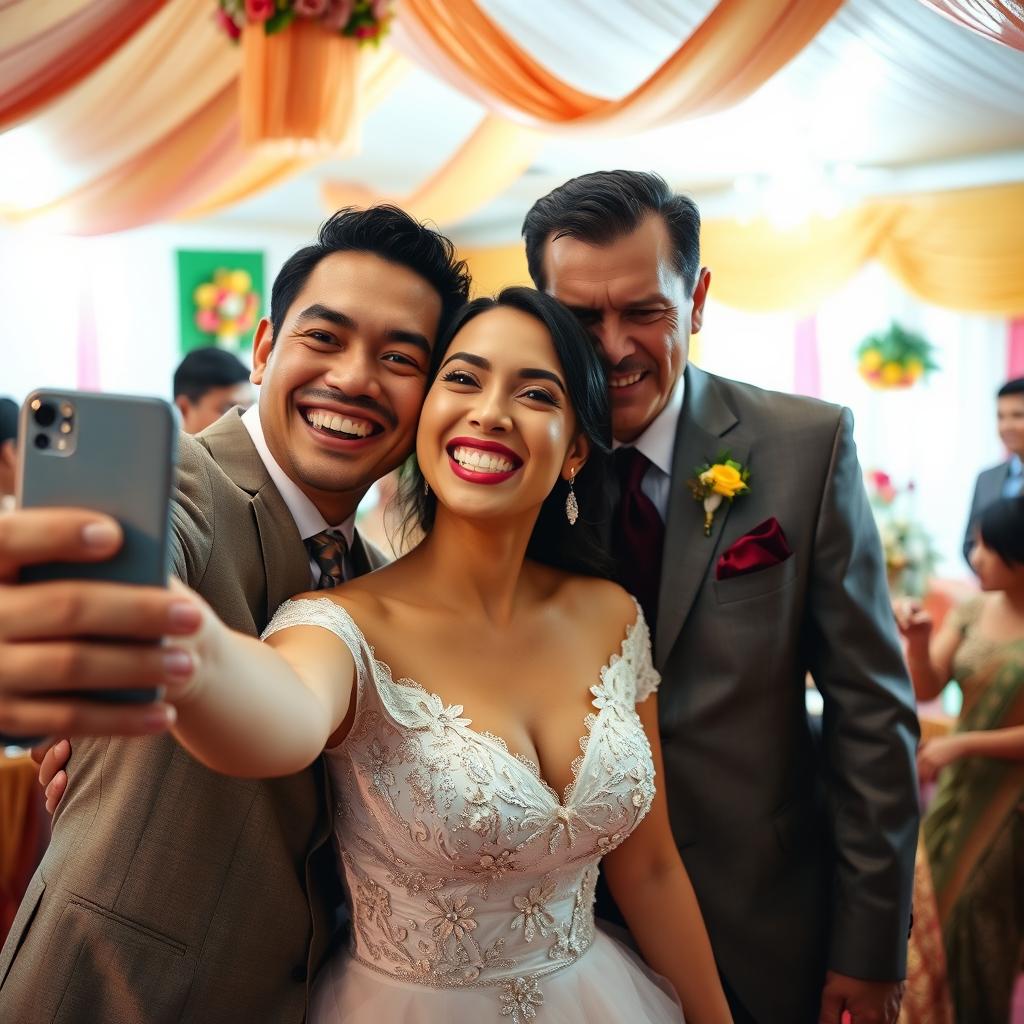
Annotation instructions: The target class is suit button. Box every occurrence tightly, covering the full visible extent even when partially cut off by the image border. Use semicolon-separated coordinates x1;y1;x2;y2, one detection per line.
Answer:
291;964;307;983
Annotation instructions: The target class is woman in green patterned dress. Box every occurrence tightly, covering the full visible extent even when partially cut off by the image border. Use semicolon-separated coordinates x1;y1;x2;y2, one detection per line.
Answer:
897;496;1024;1024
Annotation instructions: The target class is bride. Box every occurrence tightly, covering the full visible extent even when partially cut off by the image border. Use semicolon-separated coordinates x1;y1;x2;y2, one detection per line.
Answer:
169;288;732;1024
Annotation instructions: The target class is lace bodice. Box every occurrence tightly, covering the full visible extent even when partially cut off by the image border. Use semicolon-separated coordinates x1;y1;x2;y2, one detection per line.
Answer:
264;597;661;1023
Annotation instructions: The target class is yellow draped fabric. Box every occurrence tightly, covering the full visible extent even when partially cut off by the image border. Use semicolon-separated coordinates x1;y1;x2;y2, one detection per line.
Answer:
395;0;843;132
458;183;1024;317
321;115;542;227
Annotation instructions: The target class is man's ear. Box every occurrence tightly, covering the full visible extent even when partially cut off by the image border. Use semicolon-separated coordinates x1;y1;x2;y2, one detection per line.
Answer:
562;433;591;480
250;317;274;386
0;438;15;469
173;395;191;420
691;267;711;334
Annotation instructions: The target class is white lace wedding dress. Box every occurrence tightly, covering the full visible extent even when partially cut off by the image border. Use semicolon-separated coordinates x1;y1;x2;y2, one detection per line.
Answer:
263;598;684;1024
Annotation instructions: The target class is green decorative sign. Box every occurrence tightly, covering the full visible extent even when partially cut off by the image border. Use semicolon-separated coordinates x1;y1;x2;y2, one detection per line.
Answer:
177;249;265;355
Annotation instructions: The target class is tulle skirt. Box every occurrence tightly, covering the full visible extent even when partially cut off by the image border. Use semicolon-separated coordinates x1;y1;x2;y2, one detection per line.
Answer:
310;926;685;1023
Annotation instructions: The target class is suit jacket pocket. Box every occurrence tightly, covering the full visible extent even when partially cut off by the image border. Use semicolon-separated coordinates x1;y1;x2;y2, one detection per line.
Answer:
712;552;797;605
52;896;195;1024
0;872;45;989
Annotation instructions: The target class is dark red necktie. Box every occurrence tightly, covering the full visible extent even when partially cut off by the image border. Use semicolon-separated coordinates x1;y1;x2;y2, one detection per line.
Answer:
612;448;664;634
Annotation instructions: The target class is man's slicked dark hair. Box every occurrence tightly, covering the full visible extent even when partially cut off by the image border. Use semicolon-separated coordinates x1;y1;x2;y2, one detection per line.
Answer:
269;205;471;344
522;170;701;295
998;377;1024;399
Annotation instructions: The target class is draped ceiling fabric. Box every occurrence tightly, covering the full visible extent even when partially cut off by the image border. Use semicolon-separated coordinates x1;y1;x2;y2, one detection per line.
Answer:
392;0;845;132
0;0;405;234
458;182;1024;317
916;0;1024;50
0;0;167;131
321;115;543;228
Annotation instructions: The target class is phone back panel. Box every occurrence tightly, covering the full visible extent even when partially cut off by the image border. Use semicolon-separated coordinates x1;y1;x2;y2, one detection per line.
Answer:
18;390;177;586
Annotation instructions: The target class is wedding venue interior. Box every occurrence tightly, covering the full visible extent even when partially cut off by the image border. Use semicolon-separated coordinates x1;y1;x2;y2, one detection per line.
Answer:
2;2;1024;1023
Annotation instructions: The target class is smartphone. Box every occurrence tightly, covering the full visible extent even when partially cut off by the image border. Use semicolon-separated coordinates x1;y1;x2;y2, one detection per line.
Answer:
2;389;177;744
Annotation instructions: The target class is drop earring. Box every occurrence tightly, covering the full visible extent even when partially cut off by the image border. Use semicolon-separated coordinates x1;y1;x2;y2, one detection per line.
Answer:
423;479;430;497
565;467;579;526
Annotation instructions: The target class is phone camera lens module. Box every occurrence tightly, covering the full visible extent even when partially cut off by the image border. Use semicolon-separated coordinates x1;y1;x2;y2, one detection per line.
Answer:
33;402;56;427
34;433;50;450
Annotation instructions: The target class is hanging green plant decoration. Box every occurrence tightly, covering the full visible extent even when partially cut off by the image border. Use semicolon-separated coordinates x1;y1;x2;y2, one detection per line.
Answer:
857;322;939;390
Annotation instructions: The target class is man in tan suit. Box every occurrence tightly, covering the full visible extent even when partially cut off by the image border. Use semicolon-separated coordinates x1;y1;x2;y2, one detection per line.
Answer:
0;205;470;1022
523;171;919;1024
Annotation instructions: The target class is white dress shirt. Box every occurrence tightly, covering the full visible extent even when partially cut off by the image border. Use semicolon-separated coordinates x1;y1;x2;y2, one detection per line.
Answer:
613;373;686;521
242;405;356;586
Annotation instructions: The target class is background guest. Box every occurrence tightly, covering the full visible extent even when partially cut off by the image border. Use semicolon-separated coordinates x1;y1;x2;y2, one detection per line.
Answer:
173;346;255;434
0;397;19;511
963;377;1024;565
897;496;1024;1024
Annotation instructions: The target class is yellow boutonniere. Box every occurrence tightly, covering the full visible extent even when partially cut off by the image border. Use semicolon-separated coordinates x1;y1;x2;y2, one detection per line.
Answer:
687;453;750;536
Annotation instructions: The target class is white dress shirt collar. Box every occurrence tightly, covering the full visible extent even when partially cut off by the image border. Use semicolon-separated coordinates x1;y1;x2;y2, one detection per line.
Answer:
241;404;356;549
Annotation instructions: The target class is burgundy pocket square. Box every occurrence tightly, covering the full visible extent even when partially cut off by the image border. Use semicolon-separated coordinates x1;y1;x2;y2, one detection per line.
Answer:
716;518;792;581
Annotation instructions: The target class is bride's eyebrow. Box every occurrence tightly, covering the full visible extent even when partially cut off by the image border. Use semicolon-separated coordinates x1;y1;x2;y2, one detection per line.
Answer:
439;351;489;371
518;369;565;394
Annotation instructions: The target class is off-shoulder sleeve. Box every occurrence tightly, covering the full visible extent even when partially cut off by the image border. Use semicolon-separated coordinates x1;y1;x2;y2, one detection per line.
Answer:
628;604;661;704
262;597;366;661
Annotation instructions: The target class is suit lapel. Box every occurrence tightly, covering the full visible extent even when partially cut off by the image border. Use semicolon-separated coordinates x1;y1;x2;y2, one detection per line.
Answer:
199;411;309;622
655;366;747;670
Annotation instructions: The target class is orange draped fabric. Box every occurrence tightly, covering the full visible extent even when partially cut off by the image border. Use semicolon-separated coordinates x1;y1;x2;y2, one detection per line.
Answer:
917;1;1024;50
394;0;844;131
0;0;167;131
321;115;542;227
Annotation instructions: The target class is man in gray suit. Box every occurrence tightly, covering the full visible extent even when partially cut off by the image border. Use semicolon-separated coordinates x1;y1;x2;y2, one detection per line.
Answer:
0;205;470;1022
963;376;1024;565
523;171;919;1024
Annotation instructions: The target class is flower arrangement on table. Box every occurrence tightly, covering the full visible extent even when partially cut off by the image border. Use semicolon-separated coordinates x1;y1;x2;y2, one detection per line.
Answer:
857;323;938;390
217;0;394;44
866;470;939;597
193;269;259;350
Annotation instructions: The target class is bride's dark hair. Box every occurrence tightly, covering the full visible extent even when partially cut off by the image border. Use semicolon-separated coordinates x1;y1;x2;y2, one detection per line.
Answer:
397;287;613;578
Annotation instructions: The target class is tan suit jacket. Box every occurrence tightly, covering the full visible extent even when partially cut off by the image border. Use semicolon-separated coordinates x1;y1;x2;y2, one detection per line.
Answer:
652;367;919;1022
0;410;386;1024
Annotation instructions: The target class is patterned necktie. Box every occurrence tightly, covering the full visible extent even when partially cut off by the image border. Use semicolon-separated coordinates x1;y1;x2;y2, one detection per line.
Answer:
612;448;665;635
306;530;348;589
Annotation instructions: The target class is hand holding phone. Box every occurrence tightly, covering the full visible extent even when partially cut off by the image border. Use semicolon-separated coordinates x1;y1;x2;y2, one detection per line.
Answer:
0;391;201;744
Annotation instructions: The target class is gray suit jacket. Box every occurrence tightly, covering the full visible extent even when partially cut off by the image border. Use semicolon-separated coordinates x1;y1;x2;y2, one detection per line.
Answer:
654;367;919;1023
962;461;1011;564
0;410;387;1024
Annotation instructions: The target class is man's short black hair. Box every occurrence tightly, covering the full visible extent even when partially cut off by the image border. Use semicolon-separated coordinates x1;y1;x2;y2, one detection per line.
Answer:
0;397;18;444
173;347;251;403
269;205;471;344
998;377;1024;399
521;170;701;295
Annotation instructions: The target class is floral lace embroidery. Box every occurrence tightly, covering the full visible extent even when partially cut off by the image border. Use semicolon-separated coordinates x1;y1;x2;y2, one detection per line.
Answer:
272;597;661;1020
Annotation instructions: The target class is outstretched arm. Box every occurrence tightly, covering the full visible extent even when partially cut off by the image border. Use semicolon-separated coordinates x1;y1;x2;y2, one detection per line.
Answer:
170;587;356;778
603;694;732;1024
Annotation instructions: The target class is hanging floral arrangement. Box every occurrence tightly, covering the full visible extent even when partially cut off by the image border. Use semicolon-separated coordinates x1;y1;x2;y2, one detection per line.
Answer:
857;323;938;390
193;269;260;350
216;0;394;46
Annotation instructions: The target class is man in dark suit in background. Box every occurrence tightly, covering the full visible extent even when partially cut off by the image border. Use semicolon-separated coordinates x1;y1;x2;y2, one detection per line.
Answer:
523;170;919;1024
963;377;1024;565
